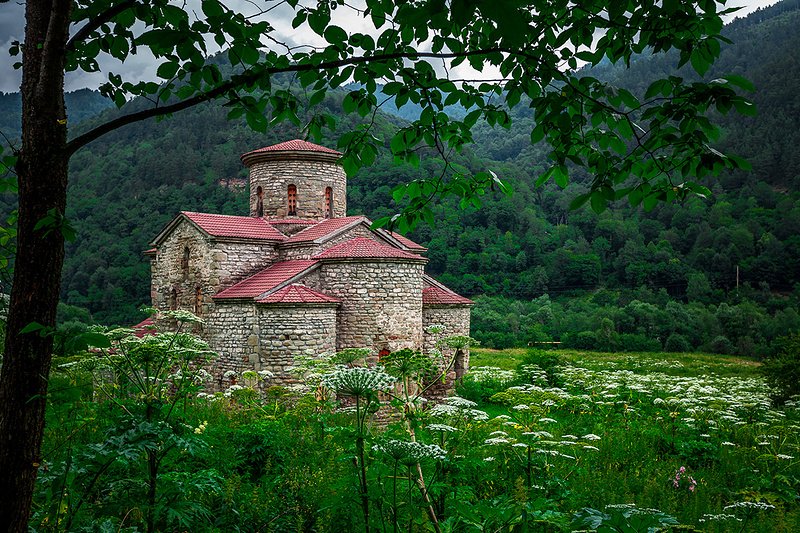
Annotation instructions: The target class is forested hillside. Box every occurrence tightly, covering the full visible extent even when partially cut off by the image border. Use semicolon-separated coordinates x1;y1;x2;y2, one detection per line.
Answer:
0;0;798;356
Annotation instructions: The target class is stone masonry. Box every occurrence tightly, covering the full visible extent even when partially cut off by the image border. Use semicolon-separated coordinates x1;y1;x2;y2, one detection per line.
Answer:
146;139;472;389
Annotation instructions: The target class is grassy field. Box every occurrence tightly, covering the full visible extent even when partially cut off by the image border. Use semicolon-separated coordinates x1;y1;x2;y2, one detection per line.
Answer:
38;343;797;532
470;347;763;377
457;347;798;532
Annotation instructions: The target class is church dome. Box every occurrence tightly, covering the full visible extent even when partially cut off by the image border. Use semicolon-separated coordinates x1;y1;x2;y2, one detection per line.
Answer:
242;139;346;220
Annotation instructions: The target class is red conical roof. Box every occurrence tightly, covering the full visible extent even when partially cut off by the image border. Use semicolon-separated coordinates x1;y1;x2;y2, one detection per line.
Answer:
241;139;341;165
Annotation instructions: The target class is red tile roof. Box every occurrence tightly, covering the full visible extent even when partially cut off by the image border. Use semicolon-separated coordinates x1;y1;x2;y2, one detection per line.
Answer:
313;237;426;261
383;231;427;251
242;139;341;159
257;284;340;304
284;216;366;243
132;316;157;337
213;260;318;299
183;212;286;241
422;286;474;305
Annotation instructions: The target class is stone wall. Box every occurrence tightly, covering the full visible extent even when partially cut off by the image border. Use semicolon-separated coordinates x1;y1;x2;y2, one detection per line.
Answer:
257;304;338;381
211;240;279;289
422;305;472;398
205;302;260;388
151;220;278;317
312;260;425;353
151;222;214;314
248;157;346;219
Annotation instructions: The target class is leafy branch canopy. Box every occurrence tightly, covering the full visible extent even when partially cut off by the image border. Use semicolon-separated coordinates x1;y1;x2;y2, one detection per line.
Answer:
15;0;751;228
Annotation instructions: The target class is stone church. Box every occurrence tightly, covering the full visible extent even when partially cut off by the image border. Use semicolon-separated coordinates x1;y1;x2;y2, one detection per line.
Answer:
144;139;472;385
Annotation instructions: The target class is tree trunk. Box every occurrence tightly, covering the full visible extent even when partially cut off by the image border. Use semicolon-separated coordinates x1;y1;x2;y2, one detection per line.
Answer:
0;0;71;530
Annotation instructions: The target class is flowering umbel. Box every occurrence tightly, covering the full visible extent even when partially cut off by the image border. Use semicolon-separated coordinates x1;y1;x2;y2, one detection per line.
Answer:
321;366;396;397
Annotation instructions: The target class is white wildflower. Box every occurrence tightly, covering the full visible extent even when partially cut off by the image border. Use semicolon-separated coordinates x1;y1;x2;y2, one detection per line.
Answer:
321;366;396;396
426;423;458;433
723;501;776;512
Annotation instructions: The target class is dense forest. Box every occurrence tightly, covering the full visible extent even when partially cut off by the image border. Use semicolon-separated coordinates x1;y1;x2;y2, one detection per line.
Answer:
0;0;799;357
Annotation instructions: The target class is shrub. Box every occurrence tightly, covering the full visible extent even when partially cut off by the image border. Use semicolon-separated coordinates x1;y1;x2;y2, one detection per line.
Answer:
761;333;800;403
619;333;662;352
455;375;494;403
456;366;517;403
517;349;563;386
735;336;763;358
707;335;734;354
665;333;692;353
563;331;597;350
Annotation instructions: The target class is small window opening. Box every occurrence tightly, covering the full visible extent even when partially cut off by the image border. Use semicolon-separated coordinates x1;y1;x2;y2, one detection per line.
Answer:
170;288;178;310
256;186;264;217
287;184;297;216
325;187;333;218
194;286;203;316
181;247;190;280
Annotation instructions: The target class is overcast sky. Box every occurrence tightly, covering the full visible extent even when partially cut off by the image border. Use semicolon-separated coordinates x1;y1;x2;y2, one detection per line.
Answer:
0;0;783;93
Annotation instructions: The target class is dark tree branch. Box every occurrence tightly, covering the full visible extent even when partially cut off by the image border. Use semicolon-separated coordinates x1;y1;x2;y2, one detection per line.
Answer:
66;47;506;155
66;0;138;53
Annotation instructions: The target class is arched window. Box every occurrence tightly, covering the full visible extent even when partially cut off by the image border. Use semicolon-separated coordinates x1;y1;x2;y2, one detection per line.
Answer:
194;286;203;316
256;186;264;217
287;184;297;216
181;247;190;280
170;288;178;310
325;187;333;218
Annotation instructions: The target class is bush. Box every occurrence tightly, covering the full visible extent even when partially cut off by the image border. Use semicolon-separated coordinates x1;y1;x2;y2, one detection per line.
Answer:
517;349;564;386
563;331;597;350
707;335;734;354
762;333;800;403
456;367;517;403
619;333;661;352
665;333;692;353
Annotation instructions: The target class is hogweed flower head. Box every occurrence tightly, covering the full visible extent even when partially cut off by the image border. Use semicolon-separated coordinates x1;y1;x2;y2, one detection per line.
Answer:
426;423;458;433
723;501;776;512
321;366;396;396
373;439;446;464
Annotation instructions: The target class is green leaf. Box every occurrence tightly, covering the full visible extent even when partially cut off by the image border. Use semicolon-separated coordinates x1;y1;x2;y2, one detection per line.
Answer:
644;79;671;99
690;49;711;76
72;331;113;350
238;46;260;65
590;192;607;213
201;0;225;17
20;322;47;335
732;98;757;116
309;89;326;107
723;74;755;92
392;185;406;204
569;193;591;210
324;25;347;45
156;61;179;79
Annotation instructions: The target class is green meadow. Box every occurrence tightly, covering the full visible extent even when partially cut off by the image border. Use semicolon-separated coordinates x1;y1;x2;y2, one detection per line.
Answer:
37;336;799;532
